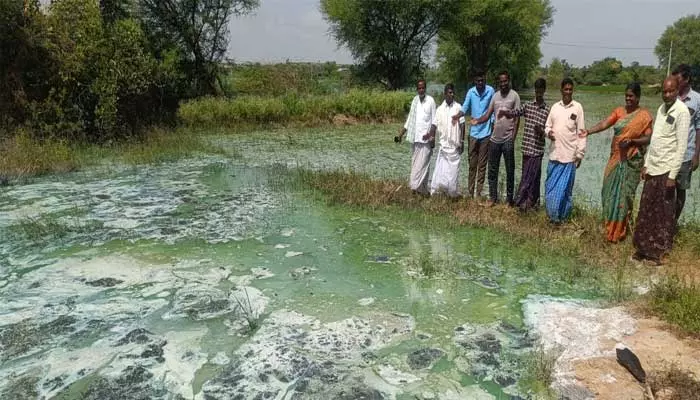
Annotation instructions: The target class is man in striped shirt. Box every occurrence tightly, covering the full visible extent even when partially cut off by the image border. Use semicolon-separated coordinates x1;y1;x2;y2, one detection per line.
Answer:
506;78;550;212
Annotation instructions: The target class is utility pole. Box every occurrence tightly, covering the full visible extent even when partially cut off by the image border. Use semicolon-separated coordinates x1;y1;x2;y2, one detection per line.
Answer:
667;39;673;76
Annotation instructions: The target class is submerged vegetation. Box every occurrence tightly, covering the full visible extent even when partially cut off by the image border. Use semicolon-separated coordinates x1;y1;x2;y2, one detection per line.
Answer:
519;346;559;399
285;167;700;334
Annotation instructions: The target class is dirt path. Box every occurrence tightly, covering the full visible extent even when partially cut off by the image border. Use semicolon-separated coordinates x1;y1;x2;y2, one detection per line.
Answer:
572;317;700;400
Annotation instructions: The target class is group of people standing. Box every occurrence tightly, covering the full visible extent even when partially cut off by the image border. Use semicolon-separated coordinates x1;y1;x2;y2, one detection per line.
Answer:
397;65;699;265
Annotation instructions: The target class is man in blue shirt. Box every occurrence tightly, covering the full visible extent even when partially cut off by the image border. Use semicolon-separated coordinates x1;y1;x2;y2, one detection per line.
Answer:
452;71;495;198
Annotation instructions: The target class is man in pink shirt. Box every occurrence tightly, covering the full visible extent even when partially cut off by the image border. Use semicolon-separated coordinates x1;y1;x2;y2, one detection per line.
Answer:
544;78;586;224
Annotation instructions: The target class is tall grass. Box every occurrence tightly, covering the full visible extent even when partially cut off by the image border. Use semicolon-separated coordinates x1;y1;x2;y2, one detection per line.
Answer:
0;128;229;179
178;90;413;128
649;275;700;335
519;346;559;399
0;130;80;179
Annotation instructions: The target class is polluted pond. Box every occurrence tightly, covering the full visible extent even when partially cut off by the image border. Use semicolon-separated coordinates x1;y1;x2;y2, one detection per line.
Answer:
0;153;641;399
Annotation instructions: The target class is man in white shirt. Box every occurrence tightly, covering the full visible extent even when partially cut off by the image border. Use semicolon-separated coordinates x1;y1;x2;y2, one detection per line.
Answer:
423;84;465;196
633;76;690;265
396;79;437;194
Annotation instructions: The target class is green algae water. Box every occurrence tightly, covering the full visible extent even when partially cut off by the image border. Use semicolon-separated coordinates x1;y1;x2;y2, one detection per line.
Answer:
0;126;646;399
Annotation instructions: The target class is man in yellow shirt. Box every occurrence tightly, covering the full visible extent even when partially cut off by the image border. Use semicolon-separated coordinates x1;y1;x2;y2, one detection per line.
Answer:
633;76;690;265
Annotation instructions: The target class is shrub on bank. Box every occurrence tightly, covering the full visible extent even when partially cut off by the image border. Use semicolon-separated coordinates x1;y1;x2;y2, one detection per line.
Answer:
178;90;414;127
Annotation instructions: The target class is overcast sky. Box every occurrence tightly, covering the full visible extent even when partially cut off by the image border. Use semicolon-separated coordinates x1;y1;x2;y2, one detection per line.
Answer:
227;0;698;67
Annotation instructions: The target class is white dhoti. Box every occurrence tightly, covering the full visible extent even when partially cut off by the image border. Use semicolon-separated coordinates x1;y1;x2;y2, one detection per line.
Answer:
430;148;461;196
410;142;433;194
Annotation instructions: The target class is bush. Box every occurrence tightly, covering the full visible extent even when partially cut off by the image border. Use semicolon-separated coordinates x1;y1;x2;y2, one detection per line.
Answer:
178;90;413;128
1;0;183;142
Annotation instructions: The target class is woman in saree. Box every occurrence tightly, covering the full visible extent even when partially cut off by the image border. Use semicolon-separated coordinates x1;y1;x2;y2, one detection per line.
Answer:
580;83;653;243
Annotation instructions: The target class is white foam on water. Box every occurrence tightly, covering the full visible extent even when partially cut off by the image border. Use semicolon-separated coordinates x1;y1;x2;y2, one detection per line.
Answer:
201;309;415;398
250;267;274;280
210;352;230;366
1;157;281;247
358;297;375;306
151;329;209;399
376;364;420;385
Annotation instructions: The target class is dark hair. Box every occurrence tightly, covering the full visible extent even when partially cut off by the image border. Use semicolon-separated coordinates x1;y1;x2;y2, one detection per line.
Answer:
497;70;509;79
417;79;427;86
444;83;455;92
625;82;642;98
473;70;486;79
561;77;574;89
534;78;547;90
672;64;692;82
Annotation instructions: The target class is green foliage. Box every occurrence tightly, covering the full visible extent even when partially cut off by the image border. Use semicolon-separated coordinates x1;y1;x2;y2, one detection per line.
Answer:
541;57;663;87
649;275;700;334
655;14;700;74
0;0;183;141
438;0;553;88
321;0;450;90
220;62;362;96
178;90;413;127
1;0;260;140
139;0;259;96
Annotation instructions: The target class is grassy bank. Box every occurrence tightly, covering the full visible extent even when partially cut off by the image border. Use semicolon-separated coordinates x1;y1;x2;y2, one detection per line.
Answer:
289;168;700;335
0;129;225;181
178;90;413;128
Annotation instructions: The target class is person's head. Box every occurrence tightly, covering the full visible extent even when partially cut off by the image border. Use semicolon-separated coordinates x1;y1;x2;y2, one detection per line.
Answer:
662;76;679;107
560;78;574;104
624;82;642;109
473;70;486;92
444;83;455;105
672;64;692;93
534;78;546;102
497;71;510;93
416;79;426;99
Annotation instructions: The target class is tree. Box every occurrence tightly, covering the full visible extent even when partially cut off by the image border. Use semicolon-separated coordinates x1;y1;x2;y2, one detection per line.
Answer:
139;0;259;96
100;0;134;24
320;0;451;90
655;14;700;72
586;57;623;84
545;57;564;88
437;0;553;89
0;0;54;129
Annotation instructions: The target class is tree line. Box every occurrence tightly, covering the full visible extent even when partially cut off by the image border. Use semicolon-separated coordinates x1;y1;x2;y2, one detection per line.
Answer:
1;0;698;141
322;2;700;90
0;0;259;141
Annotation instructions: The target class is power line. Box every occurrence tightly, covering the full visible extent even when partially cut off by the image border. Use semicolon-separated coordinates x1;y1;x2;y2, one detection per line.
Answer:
542;41;654;51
